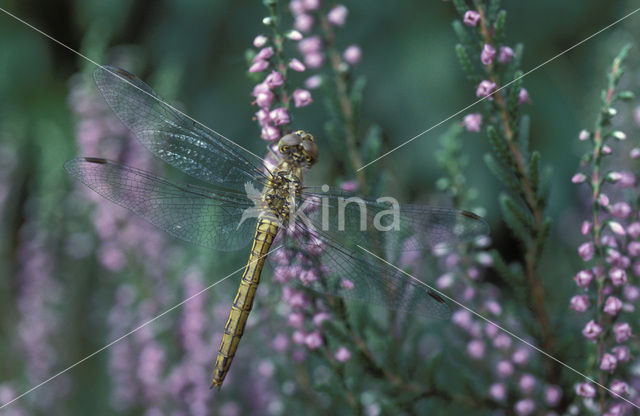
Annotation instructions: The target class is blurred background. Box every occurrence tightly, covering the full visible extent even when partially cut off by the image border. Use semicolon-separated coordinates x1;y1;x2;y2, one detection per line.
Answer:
1;0;639;415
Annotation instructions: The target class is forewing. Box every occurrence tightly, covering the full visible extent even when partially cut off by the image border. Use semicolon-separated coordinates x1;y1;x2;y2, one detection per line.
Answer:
65;157;257;251
93;66;267;190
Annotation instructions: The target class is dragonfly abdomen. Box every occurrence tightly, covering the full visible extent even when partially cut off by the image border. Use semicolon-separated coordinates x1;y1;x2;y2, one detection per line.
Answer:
212;215;279;390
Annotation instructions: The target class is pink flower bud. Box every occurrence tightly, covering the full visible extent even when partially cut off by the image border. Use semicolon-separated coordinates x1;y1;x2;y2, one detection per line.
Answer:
467;339;485;359
255;90;274;108
602;145;612;155
261;125;280;141
518;88;531;104
515;399;535;416
489;383;506;401
452;309;472;329
613;322;632;342
294;14;314;33
286;30;303;41
343;45;362;65
608;221;626;236
600;353;617;371
574;269;593;287
253;35;268;48
255;47;274;61
570;295;589;312
299;36;322;54
612;346;630;362
463;10;481;26
579;129;590;141
631;148;640;159
303;0;320;11
628;241;640;257
571;173;587;183
599;193;610;206
604;296;622;315
481;44;496;65
293;89;312;107
341;279;354;290
249;60;269;73
624;285;640;301
582;319;603;341
304;52;324;69
628;222;640;238
269;107;290;126
611;202;631;219
287;312;304;328
575;382;596;398
436;273;454;289
289;58;306;72
496;360;514;378
578;242;594;261
610;380;629;396
493;334;511;350
512;347;530;365
609;268;627;286
498;46;515;63
581;221;592;235
544;385;562;406
265;70;284;88
304;75;322;89
304;331;323;349
617;171;635;187
462;113;483;132
289;0;305;15
476;80;497;98
292;330;306;344
334;346;351;362
519;374;536;394
327;5;348;26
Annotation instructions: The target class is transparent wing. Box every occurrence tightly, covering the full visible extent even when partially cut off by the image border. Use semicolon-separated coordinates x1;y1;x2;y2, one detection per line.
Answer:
93;66;268;191
299;188;489;252
279;222;452;318
65;157;257;251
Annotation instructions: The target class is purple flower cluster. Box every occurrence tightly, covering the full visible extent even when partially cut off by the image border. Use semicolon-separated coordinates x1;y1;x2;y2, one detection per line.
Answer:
571;69;638;413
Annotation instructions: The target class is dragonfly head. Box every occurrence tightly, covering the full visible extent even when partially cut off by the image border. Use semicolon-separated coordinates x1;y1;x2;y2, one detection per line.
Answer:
278;130;318;168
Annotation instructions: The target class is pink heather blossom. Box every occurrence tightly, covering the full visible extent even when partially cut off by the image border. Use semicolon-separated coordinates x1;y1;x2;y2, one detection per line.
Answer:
255;90;274;108
577;242;594;261
571;173;587;183
570;295;589;312
294;14;314;33
253;35;268;48
293;89;312;107
265;71;284;88
613;322;632;342
481;44;496;65
288;312;304;328
496;360;514;378
289;58;306;72
581;221;592;235
462;113;482;132
611;202;631;219
574;270;593;287
518;374;536;394
579;129;590;141
544;385;562;406
286;30;303;41
610;380;629;396
609;268;627;286
633;262;640;277
249;60;269;73
252;82;271;96
467;339;485;359
269;107;290;126
612;346;630;362
452;309;472;329
303;0;320;11
255;108;270;125
631;148;640;159
498;46;515;63
600;353;617;372
463;10;481;26
299;36;322;54
288;291;309;308
436;273;454;289
624;285;640;301
512;347;530;365
343;45;362;65
575;382;596;398
292;330;306;345
518;88;531;104
603;296;622;315
608;221;626;236
312;312;330;327
327;5;348;26
289;0;305;15
628;241;640;256
255;47;274;61
304;52;324;69
272;333;289;352
602;145;612;155
489;383;506;401
486;300;502;316
582;320;603;341
618;171;635;187
514;398;535;416
476;80;497;98
304;75;322;89
334;346;351;362
612;130;627;140
304;331;323;349
340;180;358;192
485;323;499;337
493;334;511;350
341;279;354;290
261;125;280;141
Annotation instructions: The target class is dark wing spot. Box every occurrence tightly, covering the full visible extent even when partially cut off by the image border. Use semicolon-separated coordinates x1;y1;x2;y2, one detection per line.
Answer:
427;290;446;303
115;68;136;79
461;211;481;220
84;157;107;164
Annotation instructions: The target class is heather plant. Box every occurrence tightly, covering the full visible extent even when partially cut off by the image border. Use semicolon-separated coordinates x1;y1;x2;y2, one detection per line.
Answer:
1;1;640;415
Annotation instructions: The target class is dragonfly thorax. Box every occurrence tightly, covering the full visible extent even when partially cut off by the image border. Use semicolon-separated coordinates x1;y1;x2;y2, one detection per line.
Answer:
277;130;318;168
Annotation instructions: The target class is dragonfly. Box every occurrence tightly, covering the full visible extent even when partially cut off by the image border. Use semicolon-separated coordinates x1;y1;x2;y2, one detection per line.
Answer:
65;66;489;390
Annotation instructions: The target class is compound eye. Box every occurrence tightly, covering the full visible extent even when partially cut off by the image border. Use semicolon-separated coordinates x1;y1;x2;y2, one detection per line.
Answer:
295;130;305;137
